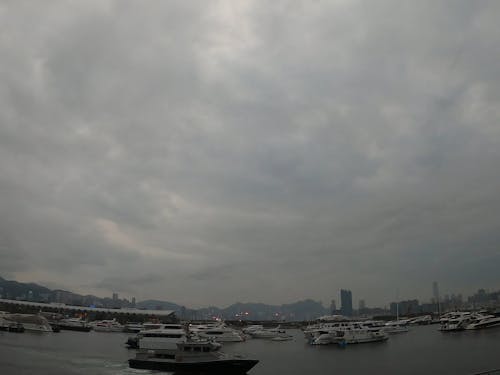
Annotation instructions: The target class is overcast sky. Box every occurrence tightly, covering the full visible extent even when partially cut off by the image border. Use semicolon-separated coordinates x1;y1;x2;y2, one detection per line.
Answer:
1;0;499;308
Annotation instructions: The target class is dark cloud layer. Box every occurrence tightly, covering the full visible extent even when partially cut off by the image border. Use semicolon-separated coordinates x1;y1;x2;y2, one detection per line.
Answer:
1;0;499;307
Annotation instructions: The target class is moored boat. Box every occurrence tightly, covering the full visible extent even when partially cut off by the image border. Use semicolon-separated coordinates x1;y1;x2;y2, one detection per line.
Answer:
90;319;124;332
310;322;388;345
196;326;245;342
58;318;92;332
440;312;472;332
250;326;289;339
2;314;53;332
129;340;259;374
137;325;188;352
465;313;500;330
0;317;25;333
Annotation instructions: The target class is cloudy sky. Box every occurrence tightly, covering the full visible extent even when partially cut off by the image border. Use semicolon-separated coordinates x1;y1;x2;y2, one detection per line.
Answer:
1;0;499;308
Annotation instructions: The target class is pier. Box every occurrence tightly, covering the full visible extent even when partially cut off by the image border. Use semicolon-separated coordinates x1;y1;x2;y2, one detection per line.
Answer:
0;298;176;323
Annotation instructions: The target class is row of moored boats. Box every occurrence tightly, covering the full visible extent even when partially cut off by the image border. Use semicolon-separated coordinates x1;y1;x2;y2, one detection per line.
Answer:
439;311;500;332
124;322;291;373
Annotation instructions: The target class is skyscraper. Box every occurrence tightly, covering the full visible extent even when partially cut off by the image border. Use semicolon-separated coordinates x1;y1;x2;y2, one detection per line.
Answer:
358;299;366;311
340;289;353;317
432;281;439;303
330;299;337;314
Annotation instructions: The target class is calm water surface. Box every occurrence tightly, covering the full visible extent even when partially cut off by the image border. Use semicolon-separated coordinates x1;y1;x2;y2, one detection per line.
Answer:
0;325;499;374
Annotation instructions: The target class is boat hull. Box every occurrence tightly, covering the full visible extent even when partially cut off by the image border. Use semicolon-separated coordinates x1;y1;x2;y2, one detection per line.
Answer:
129;358;259;374
59;325;92;332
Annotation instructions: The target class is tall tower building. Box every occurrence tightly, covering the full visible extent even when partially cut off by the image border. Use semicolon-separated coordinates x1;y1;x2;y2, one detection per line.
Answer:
432;282;439;303
340;289;353;317
330;299;337;314
359;299;366;311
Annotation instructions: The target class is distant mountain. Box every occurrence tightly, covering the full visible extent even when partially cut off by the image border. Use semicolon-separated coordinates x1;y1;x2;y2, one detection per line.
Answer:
0;276;53;300
136;300;183;311
0;276;131;308
280;299;329;320
196;300;328;321
0;276;328;320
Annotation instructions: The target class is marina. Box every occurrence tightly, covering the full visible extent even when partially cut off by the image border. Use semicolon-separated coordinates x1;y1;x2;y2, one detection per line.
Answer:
1;321;499;374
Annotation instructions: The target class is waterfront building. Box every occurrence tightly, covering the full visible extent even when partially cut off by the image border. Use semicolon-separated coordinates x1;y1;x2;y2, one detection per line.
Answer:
390;299;419;316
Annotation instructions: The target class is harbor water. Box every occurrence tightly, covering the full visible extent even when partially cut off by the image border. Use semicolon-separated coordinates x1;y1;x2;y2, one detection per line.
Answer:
0;325;499;374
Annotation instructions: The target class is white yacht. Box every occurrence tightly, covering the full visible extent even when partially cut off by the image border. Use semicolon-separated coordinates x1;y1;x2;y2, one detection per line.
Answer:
311;322;388;345
3;313;53;332
188;322;221;334
465;313;500;330
129;340;259;373
139;326;188;351
383;320;409;334
91;319;124;332
124;322;144;333
126;323;185;349
331;327;388;344
439;312;472;332
196;326;245;342
250;326;290;339
409;315;432;325
383;323;409;334
58;318;92;332
188;322;244;342
305;321;358;341
242;324;264;334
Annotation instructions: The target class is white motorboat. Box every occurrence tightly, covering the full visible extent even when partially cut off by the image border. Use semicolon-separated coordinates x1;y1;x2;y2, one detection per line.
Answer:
383;323;409;334
384;319;409;334
188;322;221;332
196;326;245;342
242;324;264;334
439;312;472;332
310;322;388;345
126;323;186;349
305;321;360;341
129;340;259;373
124;322;144;333
465;313;500;330
409;315;432;325
250;326;290;339
0;316;25;332
91;319;124;332
311;323;388;345
58;318;92;332
138;326;188;351
331;327;388;344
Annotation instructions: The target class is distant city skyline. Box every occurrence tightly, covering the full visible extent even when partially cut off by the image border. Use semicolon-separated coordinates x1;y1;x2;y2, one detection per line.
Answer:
2;276;498;322
2;273;496;310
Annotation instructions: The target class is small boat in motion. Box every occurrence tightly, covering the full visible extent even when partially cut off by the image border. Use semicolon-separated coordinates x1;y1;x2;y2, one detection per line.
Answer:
90;319;124;332
129;340;259;374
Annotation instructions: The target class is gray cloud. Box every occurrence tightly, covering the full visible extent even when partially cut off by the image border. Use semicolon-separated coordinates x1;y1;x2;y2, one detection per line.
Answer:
1;0;499;308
